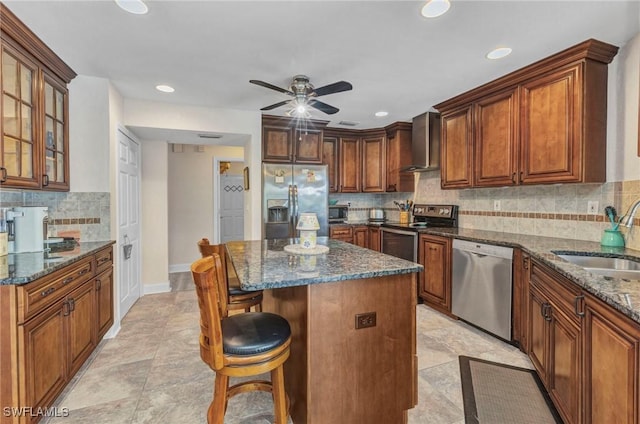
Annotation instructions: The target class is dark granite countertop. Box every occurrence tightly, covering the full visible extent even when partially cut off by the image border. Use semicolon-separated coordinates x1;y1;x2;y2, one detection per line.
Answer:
226;237;422;291
420;228;640;324
0;240;116;285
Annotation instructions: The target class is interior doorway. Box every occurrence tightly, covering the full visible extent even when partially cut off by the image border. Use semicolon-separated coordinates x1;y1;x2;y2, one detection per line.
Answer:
213;158;245;243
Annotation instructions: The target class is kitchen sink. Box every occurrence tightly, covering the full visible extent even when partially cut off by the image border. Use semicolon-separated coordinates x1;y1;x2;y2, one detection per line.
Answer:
555;253;640;281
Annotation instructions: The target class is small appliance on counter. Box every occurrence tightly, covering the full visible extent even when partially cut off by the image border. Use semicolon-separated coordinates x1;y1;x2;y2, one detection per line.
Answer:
328;204;349;224
3;206;49;253
368;208;386;223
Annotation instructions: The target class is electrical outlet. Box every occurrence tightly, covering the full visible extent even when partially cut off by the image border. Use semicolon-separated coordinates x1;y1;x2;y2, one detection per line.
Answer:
587;201;599;215
494;200;501;211
347;202;351;207
355;312;376;329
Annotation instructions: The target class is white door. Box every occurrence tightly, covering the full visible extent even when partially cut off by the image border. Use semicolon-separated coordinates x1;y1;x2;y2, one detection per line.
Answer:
219;174;244;243
117;129;141;319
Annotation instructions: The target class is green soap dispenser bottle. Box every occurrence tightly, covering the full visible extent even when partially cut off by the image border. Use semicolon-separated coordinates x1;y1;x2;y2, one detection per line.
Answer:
601;229;625;247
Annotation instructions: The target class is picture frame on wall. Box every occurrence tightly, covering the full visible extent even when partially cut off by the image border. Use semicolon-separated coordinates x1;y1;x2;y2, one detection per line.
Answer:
243;167;250;190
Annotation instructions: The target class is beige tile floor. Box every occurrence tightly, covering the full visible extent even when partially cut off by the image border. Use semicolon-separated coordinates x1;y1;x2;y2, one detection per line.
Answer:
43;272;532;424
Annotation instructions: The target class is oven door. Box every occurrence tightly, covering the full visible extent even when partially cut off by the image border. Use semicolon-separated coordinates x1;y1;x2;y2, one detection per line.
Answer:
381;227;417;262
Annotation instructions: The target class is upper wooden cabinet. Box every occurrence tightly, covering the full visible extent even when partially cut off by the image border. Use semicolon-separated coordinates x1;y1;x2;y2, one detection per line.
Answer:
385;122;414;192
0;4;76;191
262;115;328;164
322;136;339;192
435;39;618;189
361;133;385;192
338;136;360;193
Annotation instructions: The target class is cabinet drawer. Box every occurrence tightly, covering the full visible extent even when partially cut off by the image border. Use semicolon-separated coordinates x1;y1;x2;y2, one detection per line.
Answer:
95;246;113;274
530;259;581;320
19;257;94;322
330;226;353;237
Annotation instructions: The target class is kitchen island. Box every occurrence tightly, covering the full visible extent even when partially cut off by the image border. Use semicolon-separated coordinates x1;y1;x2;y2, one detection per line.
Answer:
225;238;422;424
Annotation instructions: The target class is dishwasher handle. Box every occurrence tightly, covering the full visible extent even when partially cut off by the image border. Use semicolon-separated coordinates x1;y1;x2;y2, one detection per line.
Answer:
452;239;513;260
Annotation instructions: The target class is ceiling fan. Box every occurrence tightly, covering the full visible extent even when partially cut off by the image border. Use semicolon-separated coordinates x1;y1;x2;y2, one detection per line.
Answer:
250;75;353;116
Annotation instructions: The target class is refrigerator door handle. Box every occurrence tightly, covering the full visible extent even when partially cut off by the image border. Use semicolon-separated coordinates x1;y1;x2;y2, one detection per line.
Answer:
292;184;299;232
288;184;294;235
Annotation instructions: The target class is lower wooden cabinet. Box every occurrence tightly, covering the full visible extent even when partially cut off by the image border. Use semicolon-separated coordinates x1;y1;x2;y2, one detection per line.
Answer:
512;250;530;352
583;292;640;424
329;225;353;244
417;234;451;314
1;245;114;424
368;226;381;252
352;226;368;248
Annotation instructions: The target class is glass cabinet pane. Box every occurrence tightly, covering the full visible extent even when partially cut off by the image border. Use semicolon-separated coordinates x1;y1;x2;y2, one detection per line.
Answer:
2;51;18;97
20;65;32;103
3;95;18;137
3;136;18;175
21;104;32;141
21;142;32;177
45;83;53;115
45;117;54;148
56;122;63;151
56;153;64;182
45;149;54;178
55;91;63;120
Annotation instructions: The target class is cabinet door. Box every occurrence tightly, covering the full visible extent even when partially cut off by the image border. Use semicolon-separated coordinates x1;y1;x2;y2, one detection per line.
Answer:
96;267;114;340
385;125;413;192
322;136;338;193
263;125;293;163
520;65;582;184
338;137;360;192
361;135;385;192
41;74;69;190
0;43;39;188
368;227;381;252
474;88;519;187
528;285;549;387
293;128;323;163
67;282;96;376
20;301;67;416
584;293;639;424
353;226;368;248
418;235;451;312
441;107;473;189
549;307;581;424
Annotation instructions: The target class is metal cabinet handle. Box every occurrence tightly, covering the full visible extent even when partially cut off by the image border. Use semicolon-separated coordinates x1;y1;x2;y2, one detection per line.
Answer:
97;257;110;265
0;167;6;183
78;268;89;276
63;300;71;316
69;298;76;312
41;287;56;297
523;257;530;270
519;171;523;183
96;278;102;291
574;295;585;317
62;277;74;285
43;174;50;186
541;303;552;321
511;172;516;183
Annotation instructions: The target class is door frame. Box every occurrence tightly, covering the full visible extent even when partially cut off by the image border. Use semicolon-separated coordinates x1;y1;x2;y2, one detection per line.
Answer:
212;156;245;244
114;126;142;329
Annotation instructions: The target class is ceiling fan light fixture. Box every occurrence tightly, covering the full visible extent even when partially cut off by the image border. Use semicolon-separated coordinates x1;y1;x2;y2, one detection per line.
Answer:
421;0;451;18
375;111;389;117
486;47;513;60
115;0;148;15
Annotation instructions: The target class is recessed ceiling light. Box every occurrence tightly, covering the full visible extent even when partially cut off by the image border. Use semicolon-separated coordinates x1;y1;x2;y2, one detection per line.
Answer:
421;0;451;18
156;84;175;93
115;0;148;15
375;111;389;117
486;47;513;60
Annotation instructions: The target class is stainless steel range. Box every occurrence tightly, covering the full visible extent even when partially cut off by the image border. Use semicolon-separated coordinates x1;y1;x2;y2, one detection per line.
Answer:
380;204;458;262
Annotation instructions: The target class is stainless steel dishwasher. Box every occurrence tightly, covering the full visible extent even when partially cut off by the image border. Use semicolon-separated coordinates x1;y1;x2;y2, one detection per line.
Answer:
451;239;514;341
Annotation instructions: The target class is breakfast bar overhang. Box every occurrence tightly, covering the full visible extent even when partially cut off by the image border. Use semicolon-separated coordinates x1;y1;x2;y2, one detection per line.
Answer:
225;238;422;424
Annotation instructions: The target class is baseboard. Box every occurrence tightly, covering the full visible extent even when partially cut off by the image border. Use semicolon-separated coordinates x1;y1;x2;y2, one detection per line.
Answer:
143;281;171;295
169;263;190;273
103;322;121;339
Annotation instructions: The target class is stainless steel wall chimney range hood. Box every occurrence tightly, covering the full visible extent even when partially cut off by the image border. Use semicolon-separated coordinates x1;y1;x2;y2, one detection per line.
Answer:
401;111;441;172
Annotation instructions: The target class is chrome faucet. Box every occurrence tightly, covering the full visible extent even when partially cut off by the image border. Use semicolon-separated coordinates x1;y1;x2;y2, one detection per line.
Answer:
620;198;640;228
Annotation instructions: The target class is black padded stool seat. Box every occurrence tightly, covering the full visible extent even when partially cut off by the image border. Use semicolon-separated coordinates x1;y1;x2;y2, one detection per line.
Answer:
228;287;253;296
222;312;291;356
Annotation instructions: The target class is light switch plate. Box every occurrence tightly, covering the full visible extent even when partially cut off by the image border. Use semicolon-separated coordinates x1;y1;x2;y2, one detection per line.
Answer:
494;200;501;211
587;201;599;215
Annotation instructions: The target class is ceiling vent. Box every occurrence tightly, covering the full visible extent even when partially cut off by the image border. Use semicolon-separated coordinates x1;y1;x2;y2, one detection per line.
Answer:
198;133;223;139
338;120;359;127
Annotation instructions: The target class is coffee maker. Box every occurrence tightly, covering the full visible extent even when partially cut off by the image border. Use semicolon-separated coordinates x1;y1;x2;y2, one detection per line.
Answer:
3;206;49;253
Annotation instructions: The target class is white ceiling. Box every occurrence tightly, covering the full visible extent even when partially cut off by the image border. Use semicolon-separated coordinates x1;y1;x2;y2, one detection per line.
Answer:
4;0;640;142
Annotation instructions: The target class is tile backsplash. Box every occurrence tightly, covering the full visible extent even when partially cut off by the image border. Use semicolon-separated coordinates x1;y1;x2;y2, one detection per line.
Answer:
0;190;110;241
414;171;640;251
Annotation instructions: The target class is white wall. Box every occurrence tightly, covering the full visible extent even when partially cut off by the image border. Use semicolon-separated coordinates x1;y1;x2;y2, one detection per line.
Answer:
141;141;169;287
167;144;244;269
68;76;110;192
122;99;262;241
607;32;640;182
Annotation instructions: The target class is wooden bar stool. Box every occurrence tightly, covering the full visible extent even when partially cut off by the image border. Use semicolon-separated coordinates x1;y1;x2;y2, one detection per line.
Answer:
191;254;291;424
197;238;263;312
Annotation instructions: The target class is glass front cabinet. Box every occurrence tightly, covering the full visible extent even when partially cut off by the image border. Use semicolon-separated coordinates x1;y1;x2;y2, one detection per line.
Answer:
0;4;75;191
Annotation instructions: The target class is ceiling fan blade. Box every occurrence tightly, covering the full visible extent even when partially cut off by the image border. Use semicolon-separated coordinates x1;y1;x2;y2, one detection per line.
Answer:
260;100;291;111
249;79;294;96
308;99;339;115
313;81;353;97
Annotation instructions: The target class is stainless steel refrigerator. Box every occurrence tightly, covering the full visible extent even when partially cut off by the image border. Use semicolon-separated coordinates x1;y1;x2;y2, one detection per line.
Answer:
263;163;329;239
